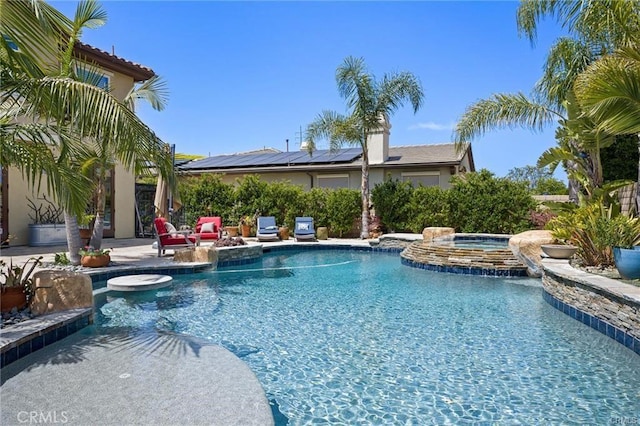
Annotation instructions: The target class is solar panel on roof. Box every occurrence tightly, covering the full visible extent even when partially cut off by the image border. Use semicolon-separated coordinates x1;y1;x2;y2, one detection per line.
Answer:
180;147;363;170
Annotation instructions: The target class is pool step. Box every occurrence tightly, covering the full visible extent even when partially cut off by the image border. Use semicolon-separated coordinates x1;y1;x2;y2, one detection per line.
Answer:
401;241;528;277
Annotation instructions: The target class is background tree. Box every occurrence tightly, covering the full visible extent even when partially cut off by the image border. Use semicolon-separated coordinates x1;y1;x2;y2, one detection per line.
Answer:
305;56;423;238
505;165;567;194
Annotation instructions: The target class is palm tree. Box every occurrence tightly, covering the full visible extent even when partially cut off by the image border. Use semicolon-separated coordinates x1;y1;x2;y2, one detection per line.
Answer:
305;56;423;238
1;0;174;264
454;0;639;199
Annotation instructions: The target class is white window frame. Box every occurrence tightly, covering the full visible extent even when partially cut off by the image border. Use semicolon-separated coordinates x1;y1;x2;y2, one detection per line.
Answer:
317;174;350;189
401;171;440;187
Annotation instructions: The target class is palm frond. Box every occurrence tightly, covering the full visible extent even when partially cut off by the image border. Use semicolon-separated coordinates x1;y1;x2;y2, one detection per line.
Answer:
576;54;640;134
377;71;424;116
536;37;594;108
453;92;562;150
124;75;169;112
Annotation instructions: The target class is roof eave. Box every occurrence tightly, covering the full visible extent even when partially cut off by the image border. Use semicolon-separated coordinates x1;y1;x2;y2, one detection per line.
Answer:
74;42;155;82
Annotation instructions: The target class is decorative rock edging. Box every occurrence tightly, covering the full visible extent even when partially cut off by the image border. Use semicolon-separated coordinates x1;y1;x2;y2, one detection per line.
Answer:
542;259;640;356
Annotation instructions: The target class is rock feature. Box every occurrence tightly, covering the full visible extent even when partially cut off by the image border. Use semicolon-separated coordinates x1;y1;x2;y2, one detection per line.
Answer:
422;227;455;242
509;230;555;277
173;247;218;264
31;270;93;316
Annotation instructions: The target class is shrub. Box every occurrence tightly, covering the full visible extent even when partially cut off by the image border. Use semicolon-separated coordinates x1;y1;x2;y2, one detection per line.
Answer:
261;180;305;227
179;174;235;226
326;188;361;237
547;203;640;266
408;186;450;232
448;169;536;234
371;177;414;232
234;175;269;218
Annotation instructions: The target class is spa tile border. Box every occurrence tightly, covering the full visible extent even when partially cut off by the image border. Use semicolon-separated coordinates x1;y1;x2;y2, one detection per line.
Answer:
400;257;528;277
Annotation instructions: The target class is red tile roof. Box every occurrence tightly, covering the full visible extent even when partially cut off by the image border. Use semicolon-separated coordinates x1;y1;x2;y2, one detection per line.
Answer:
74;42;155;82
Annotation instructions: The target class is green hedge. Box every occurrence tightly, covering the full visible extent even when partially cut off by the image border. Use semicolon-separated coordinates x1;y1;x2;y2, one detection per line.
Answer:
179;170;537;236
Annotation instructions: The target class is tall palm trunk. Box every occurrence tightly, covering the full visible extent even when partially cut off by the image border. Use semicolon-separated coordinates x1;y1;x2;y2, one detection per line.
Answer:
64;212;82;265
360;148;370;239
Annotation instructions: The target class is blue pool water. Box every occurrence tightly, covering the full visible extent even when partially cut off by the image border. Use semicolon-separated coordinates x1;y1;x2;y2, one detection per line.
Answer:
94;251;640;424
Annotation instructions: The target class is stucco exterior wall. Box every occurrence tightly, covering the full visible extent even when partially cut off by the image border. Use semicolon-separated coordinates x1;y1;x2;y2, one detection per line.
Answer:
113;163;135;238
6;67;140;246
7;167;36;246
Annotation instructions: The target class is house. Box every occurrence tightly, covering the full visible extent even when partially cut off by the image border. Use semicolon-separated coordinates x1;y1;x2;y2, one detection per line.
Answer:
1;43;156;247
179;120;475;190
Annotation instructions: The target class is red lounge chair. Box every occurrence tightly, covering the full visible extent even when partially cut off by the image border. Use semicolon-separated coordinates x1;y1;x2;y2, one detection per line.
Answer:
154;217;200;257
195;217;222;241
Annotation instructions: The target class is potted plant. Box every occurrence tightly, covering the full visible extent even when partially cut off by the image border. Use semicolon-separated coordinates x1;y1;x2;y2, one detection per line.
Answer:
608;216;640;279
1;256;42;312
27;195;66;246
78;213;95;241
239;215;255;238
78;246;111;268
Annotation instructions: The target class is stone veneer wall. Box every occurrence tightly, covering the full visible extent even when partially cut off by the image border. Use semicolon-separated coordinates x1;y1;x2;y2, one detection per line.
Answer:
542;263;640;356
401;241;528;277
216;245;263;267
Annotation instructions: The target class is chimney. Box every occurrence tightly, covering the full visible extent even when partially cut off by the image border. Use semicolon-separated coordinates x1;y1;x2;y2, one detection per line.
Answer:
367;114;391;165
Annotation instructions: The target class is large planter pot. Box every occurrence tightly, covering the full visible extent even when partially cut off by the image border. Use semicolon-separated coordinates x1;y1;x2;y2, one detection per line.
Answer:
241;225;251;238
1;287;27;312
28;223;66;247
80;254;110;268
279;226;289;240
225;226;239;237
613;246;640;279
541;244;578;259
79;228;92;240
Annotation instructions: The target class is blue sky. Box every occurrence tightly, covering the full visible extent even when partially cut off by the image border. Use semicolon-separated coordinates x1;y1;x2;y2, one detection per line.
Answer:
52;1;565;179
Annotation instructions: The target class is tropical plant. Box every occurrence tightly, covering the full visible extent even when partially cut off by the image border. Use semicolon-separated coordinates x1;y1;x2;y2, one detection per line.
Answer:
305;56;424;238
455;0;638;201
0;256;42;289
26;195;65;225
78;246;110;256
544;180;636;266
1;0;173;265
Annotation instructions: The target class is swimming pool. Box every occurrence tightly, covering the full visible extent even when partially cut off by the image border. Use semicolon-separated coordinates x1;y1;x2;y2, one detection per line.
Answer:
93;250;640;424
7;250;640;424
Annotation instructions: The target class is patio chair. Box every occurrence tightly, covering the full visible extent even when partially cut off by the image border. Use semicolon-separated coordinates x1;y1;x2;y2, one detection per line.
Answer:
153;217;200;257
195;216;223;241
294;217;315;241
256;216;280;242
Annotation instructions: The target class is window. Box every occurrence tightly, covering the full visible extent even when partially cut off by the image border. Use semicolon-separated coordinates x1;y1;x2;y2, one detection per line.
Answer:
317;174;349;189
76;67;110;90
402;172;440;187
